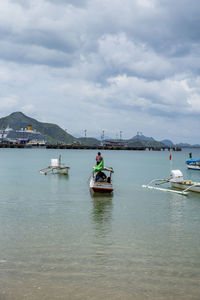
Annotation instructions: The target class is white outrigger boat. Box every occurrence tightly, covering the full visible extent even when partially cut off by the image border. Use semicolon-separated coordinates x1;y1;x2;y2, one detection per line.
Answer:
89;166;114;193
40;155;70;175
143;169;200;195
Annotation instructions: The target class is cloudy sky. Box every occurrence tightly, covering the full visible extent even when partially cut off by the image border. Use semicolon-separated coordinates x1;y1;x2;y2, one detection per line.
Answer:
0;0;200;143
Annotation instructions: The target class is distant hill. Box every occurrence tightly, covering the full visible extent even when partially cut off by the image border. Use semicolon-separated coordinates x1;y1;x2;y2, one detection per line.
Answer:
132;134;155;141
126;139;146;147
177;143;200;148
128;139;165;148
78;137;100;146
160;139;174;147
129;134;165;148
0;112;77;144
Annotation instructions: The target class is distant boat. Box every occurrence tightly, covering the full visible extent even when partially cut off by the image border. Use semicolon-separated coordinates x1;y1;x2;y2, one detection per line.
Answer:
186;158;200;170
39;155;70;175
89;160;114;193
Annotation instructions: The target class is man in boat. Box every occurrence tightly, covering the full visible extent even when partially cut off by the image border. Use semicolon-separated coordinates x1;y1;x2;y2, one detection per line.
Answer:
96;171;107;182
96;152;103;165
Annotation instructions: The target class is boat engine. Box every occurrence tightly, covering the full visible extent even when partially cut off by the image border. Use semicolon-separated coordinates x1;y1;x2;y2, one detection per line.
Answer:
170;170;184;183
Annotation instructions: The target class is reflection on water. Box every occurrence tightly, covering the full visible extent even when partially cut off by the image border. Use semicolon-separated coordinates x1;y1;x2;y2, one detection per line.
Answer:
168;195;186;241
90;194;113;264
90;190;113;199
49;173;69;181
91;193;113;236
49;173;69;194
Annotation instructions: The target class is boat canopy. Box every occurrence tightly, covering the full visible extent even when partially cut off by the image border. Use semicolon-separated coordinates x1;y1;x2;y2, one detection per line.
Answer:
103;167;114;173
186;159;200;164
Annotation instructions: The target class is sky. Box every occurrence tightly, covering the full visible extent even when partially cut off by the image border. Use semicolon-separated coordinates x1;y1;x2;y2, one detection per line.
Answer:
0;0;200;143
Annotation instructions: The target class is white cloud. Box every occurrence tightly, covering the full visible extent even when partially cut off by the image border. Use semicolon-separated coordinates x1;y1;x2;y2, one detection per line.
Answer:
21;104;36;114
98;33;172;79
187;94;200;112
0;95;19;110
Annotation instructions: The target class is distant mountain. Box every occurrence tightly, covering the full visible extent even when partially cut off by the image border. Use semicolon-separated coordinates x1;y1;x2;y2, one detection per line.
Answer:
129;134;165;148
177;143;200;148
78;137;100;146
126;139;146;147
132;134;155;142
128;139;165;148
160;139;174;147
0;112;76;144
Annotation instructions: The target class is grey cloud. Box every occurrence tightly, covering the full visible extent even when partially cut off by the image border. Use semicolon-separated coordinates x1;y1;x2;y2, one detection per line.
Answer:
1;0;200;143
46;0;88;7
2;0;199;77
11;0;88;8
163;0;200;42
10;0;31;8
0;41;75;67
15;29;80;53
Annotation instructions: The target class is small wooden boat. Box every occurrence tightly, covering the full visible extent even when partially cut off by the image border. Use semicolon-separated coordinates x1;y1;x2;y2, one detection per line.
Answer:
89;167;114;193
186;159;200;170
40;155;70;175
143;169;200;195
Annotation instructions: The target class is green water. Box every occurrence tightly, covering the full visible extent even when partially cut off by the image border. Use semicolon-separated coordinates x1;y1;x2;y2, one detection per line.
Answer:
0;148;200;299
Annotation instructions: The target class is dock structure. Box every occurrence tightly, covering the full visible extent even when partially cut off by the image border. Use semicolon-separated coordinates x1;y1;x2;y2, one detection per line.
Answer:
0;143;182;151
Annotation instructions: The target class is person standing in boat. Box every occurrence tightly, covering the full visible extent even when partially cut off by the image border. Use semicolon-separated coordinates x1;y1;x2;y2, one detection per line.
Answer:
96;152;103;165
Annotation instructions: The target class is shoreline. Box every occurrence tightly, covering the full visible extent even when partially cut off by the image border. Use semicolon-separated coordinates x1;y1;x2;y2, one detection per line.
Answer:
0;143;181;151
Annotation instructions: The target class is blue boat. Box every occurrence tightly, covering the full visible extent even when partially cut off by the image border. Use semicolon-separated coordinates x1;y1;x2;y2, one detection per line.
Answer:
186;158;200;170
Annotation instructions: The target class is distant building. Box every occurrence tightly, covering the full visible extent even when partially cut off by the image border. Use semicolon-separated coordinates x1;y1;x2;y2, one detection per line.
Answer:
0;125;46;145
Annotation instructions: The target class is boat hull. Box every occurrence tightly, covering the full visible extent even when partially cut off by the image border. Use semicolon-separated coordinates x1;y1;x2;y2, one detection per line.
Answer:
89;178;113;193
171;182;200;193
57;167;69;175
187;165;200;170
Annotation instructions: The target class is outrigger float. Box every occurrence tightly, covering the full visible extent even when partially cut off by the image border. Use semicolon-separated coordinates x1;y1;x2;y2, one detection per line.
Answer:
143;170;200;195
40;155;70;175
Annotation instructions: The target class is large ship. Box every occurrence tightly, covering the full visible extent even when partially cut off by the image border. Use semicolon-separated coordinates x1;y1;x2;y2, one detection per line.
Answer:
0;125;46;145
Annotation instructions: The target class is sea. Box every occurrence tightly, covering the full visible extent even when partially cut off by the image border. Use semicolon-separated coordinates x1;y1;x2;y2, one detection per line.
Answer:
0;148;200;300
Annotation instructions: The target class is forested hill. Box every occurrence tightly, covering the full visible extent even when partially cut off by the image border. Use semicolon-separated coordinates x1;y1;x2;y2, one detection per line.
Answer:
0;112;77;144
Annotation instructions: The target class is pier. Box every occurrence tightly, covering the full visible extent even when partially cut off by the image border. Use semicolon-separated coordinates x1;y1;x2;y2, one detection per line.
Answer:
0;143;182;151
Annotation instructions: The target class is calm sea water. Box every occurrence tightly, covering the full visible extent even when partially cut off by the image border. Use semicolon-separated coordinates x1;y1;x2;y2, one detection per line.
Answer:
0;148;200;300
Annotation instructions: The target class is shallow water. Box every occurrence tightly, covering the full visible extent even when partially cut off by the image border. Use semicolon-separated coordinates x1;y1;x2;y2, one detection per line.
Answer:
0;148;200;299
